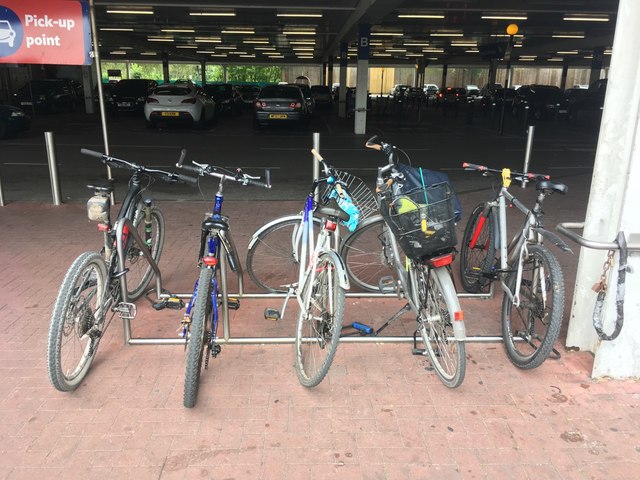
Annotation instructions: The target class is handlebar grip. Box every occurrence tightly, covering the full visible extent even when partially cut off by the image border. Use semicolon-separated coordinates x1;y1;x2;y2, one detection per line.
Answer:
179;164;202;175
463;162;486;171
245;177;270;188
177;148;187;167
177;174;199;186
311;148;323;161
365;135;382;150
80;148;105;158
264;169;271;188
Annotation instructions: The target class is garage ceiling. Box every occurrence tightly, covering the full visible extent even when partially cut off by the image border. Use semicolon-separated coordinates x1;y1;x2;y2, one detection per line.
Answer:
94;0;619;67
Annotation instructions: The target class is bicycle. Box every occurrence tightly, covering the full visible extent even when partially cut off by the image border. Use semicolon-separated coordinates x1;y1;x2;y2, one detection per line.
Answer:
47;149;195;392
246;149;364;387
175;152;271;408
459;162;571;369
339;136;467;388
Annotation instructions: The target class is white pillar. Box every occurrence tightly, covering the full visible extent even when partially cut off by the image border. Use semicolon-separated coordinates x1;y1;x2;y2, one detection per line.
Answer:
81;65;95;114
354;24;370;135
566;0;640;378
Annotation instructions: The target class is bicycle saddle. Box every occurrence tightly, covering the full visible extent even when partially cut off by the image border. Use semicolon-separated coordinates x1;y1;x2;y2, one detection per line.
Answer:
536;180;568;195
317;197;350;222
202;217;229;231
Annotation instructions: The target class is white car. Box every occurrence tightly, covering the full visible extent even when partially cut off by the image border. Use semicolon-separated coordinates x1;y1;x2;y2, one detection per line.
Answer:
0;20;16;48
144;82;216;128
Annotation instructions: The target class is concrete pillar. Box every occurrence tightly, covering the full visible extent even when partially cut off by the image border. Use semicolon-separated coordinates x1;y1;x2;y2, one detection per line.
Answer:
338;42;348;118
589;47;605;86
488;60;497;86
441;64;448;89
354;23;370;135
328;57;334;87
201;61;206;86
560;60;569;90
162;52;169;84
81;65;95;114
566;0;640;378
322;62;327;85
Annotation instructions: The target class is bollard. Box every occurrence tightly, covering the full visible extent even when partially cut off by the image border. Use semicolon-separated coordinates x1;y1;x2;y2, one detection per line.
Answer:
522;106;530;135
44;131;62;206
522;125;535;188
312;132;320;203
0;169;5;206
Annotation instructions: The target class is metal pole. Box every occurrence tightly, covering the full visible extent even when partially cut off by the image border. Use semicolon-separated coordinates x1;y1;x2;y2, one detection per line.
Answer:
44;132;62;206
522;125;535;188
0;169;5;206
89;0;114;204
313;132;320;203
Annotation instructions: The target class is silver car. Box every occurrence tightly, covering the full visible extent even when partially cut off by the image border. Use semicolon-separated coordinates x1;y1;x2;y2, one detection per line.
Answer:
144;82;216;128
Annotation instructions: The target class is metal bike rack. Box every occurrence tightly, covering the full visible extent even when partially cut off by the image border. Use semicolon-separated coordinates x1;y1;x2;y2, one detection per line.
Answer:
556;222;640;251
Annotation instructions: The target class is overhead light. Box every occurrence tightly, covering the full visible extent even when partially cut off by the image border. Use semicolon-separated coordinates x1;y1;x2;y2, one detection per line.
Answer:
422;48;445;53
140;52;157;56
557;50;579;54
190;11;235;17
547;57;564;62
277;13;322;18
405;42;430;46
491;34;524;38
216;46;237;50
481;14;527;20
289;40;316;45
283;29;316;35
227;51;248;55
211;54;228;57
243;40;269;44
552;34;585;38
519;58;535;61
563;15;609;22
426;57;439;61
196;50;216;54
195;37;221;43
255;46;276;50
106;9;153;15
430;32;463;37
292;47;314;51
405;53;424;57
176;45;198;49
519;55;536;59
266;54;284;58
100;27;134;32
222;29;254;34
452;42;477;47
604;49;613;55
386;48;407;53
398;14;445;19
147;37;174;42
584;55;593;59
465;49;480;53
109;50;127;55
161;28;195;33
240;54;256;58
371;32;403;36
118;46;133;50
373;53;392;57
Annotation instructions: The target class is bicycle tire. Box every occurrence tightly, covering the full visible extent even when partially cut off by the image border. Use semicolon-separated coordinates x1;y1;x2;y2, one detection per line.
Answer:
184;265;213;408
459;203;496;293
294;251;346;388
341;215;397;292
126;206;165;301
501;244;564;369
416;265;466;388
246;216;319;293
47;251;109;392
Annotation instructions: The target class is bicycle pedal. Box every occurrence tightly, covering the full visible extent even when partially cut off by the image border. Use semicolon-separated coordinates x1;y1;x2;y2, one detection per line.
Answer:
264;307;280;321
378;276;398;294
227;298;240;310
116;302;137;320
152;297;184;311
351;322;374;335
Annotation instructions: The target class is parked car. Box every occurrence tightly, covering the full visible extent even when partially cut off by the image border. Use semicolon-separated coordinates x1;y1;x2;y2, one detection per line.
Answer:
567;79;607;123
203;83;242;116
236;85;261;106
109;79;157;114
15;79;79;113
479;87;518;111
405;87;426;103
511;85;567;120
291;83;315;114
436;87;467;104
310;85;333;109
253;84;309;130
423;84;439;99
0;103;31;139
466;85;480;99
390;84;410;98
93;82;116;107
144;82;216;128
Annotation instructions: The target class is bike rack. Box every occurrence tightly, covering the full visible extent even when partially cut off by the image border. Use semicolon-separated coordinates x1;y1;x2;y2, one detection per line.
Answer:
556;222;640;251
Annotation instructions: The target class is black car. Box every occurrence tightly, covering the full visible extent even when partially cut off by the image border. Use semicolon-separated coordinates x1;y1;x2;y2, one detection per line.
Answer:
253;84;309;130
203;83;242;116
236;84;261;107
567;79;607;123
290;83;315;115
310;85;333;109
480;87;517;110
511;85;567;120
0;103;31;139
108;79;158;114
15;79;79;113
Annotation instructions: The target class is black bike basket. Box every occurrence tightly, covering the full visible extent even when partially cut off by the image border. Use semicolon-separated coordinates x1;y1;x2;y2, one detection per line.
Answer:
380;182;457;259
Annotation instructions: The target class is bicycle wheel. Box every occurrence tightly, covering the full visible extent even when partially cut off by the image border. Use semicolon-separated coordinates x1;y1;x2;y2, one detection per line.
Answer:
295;251;346;388
341;215;397;292
184;265;213;408
125;206;165;301
459;203;496;293
416;265;466;388
47;251;109;392
247;216;319;293
501;244;564;369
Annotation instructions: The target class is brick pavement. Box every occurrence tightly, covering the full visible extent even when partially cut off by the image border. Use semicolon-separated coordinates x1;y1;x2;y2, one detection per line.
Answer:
0;193;639;480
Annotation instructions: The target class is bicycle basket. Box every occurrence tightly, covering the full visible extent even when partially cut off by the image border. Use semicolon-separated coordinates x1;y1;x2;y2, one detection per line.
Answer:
379;182;457;259
321;170;378;231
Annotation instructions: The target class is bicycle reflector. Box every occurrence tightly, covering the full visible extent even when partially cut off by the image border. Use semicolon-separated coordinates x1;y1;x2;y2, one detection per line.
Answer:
427;252;454;268
202;256;218;267
324;219;338;232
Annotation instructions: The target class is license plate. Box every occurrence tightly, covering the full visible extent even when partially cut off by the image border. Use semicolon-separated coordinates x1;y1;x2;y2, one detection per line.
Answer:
161;111;180;117
269;113;288;119
117;102;131;107
21;101;32;106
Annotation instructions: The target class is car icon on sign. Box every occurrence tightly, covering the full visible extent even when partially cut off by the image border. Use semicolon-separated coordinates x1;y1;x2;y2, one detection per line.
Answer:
0;20;16;48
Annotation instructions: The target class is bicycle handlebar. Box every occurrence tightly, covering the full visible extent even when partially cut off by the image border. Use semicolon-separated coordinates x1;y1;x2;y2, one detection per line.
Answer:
462;162;550;182
80;148;197;185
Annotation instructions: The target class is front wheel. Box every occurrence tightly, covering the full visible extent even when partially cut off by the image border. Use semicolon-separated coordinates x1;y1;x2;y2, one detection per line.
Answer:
295;252;346;387
416;265;466;388
459;203;496;293
184;266;214;408
47;252;109;392
501;244;564;369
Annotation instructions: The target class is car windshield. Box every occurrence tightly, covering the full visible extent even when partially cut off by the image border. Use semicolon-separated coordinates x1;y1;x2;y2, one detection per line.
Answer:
114;80;152;95
153;86;191;96
259;86;300;99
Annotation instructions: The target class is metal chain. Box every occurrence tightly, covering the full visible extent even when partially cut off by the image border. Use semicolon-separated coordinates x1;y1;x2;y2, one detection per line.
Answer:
592;249;615;293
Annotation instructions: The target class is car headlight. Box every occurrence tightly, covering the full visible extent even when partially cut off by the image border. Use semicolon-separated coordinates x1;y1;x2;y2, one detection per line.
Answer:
137;96;146;103
11;111;26;117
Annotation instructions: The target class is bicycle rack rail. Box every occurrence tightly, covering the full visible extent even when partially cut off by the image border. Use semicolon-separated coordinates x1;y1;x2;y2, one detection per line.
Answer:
556;222;640;251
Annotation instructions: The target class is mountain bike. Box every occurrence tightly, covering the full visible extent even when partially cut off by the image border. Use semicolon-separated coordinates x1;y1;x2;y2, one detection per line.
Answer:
339;136;467;388
47;149;195;392
175;152;271;408
459;162;571;369
246;149;364;387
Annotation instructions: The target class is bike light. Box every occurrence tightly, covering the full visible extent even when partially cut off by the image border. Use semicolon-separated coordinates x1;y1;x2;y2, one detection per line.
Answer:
325;219;338;232
97;223;109;232
454;311;464;321
427;252;454;268
202;256;218;266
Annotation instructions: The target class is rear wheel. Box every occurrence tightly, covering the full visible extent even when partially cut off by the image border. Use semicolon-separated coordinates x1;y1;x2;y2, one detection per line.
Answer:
295;252;345;387
184;266;213;408
501;244;564;369
459;203;495;293
47;252;109;392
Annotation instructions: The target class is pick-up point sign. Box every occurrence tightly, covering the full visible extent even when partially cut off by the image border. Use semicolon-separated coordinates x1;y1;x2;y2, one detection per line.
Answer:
0;0;91;65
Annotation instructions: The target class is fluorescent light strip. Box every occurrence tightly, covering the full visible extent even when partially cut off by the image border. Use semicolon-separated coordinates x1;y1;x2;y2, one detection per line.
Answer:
109;51;127;55
190;12;235;17
405;42;430;46
398;14;444;19
195;38;221;43
563;16;608;22
243;40;269;44
423;48;445;53
520;58;535;61
216;46;237;50
196;50;216;54
240;54;256;58
552;34;585;38
277;13;322;18
176;45;198;49
140;52;156;56
162;28;195;33
491;34;524;38
147;37;174;42
557;50;579;54
289;40;316;44
465;49;480;53
481;15;527;20
227;51;248;55
255;47;276;50
283;30;316;35
106;9;153;15
211;54;227;57
371;32;403;36
222;29;254;34
373;53;392;57
387;49;407;52
547;58;564;62
430;33;463;37
452;43;477;47
292;47;314;51
100;27;134;32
